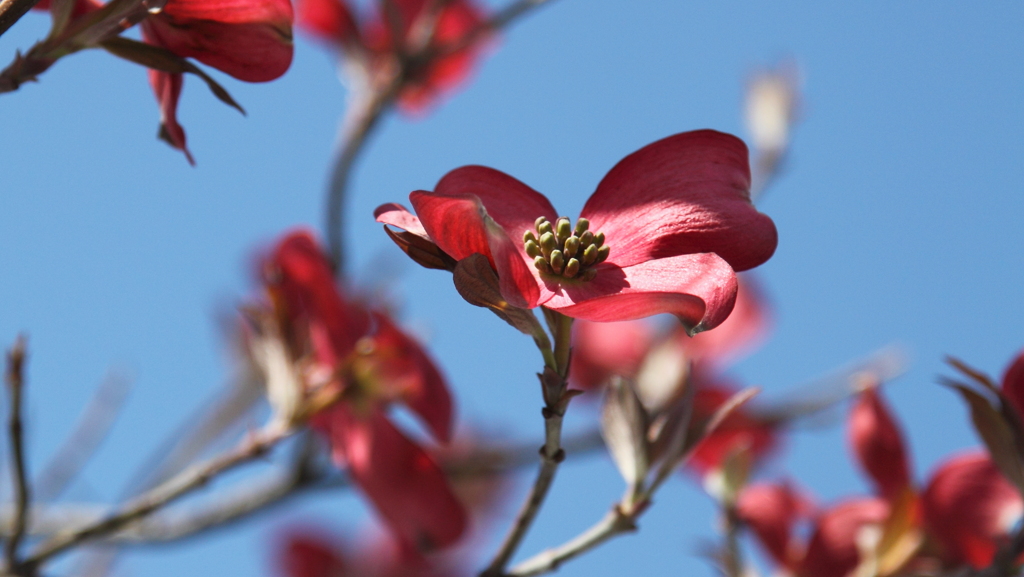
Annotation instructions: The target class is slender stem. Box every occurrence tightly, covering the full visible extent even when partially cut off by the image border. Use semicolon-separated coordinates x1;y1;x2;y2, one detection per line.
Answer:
482;311;573;576
4;336;30;573
0;0;42;39
325;77;403;277
506;506;638;577
721;504;744;577
21;425;294;569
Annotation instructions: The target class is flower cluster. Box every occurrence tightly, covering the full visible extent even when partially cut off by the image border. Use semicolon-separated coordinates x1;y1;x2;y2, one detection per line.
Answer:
246;230;466;555
737;351;1024;576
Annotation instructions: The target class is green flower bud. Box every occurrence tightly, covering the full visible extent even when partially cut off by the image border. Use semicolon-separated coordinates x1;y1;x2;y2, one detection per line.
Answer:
556;218;572;243
524;230;538;244
581;268;598;282
582;244;599;265
534;256;552;274
550;250;565;274
594;231;606;248
563;236;580;258
525;240;540;258
539;232;557;257
574;218;590;236
597;245;610;263
579;230;595;247
563;258;580;278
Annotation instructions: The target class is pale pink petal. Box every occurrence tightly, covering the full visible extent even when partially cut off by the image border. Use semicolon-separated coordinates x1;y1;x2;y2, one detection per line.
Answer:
848;387;911;502
543;252;737;334
316;407;468;552
569;320;654;391
800;498;890;577
365;312;454;443
1001;349;1024;422
375;202;430;239
147;70;194;165
580;130;777;272
922;451;1024;568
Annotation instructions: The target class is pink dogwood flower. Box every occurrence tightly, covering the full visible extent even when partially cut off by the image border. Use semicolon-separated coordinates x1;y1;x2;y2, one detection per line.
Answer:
142;0;294;163
377;130;778;333
261;230;466;554
295;0;486;113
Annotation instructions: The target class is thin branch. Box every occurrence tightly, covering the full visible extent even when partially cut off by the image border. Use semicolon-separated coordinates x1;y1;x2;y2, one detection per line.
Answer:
21;425;294;569
0;0;42;39
4;335;31;573
35;374;131;501
506;506;638;577
325;77;404;277
482;313;574;576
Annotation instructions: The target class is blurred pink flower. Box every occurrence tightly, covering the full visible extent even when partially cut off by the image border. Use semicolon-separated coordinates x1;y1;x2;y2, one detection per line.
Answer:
295;0;487;113
263;230;466;554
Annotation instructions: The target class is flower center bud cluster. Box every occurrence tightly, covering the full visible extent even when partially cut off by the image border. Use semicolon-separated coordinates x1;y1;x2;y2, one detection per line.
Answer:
524;216;609;282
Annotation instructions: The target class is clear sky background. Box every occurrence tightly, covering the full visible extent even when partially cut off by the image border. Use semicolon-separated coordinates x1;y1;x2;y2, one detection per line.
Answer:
2;1;1023;576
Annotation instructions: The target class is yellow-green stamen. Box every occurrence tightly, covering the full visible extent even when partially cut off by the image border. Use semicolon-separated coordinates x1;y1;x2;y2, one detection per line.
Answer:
526;216;608;281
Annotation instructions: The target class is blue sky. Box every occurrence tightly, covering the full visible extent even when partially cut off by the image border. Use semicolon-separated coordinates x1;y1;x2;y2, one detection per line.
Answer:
1;1;1023;575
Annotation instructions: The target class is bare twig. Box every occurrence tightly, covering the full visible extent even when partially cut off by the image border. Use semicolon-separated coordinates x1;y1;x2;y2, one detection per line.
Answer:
21;425;294;569
481;312;574;576
325;77;404;276
4;335;31;573
506;506;638;577
0;0;42;39
35;374;131;501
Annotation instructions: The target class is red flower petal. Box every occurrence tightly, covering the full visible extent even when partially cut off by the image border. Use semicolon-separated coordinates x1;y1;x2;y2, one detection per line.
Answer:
148;70;194;165
295;0;358;46
316;406;468;553
678;273;771;369
687;378;777;475
280;533;347;577
270;230;369;364
580;130;778;272
410;166;557;307
737;481;814;570
800;498;890;577
143;0;293;82
1001;349;1024;422
922;452;1024;568
569;319;654;391
848;387;912;502
364;312;454;443
542;252;738;333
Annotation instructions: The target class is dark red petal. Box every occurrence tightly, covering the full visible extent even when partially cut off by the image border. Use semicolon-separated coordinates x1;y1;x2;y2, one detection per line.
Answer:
922;452;1024;568
569;320;654;391
580;130;777;272
270;230;369;363
316;407;468;552
677;273;771;368
365;312;454;442
1001;349;1024;422
543;252;737;333
145;0;293;82
409;179;546;308
147;70;194;165
736;482;813;571
848;387;912;502
800;498;890;577
295;0;358;45
279;533;347;577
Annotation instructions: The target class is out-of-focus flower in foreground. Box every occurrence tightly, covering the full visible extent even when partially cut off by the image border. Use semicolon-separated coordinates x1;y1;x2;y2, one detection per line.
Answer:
377;130;778;334
295;0;488;113
245;229;466;555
